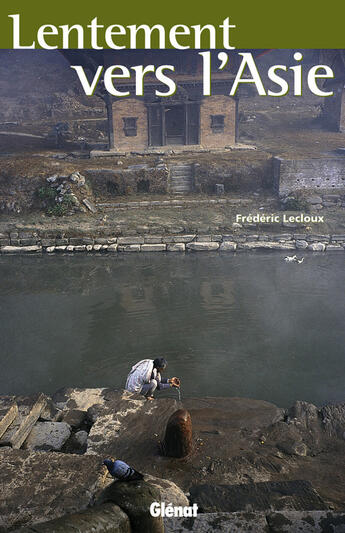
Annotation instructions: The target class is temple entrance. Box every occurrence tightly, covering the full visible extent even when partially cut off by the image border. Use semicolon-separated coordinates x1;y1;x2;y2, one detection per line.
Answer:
147;102;200;147
165;105;185;145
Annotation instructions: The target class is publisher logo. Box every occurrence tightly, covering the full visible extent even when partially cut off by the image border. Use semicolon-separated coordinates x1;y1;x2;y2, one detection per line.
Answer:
150;502;198;518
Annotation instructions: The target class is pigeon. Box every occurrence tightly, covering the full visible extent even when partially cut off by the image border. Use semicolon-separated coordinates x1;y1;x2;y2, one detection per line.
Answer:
284;255;297;262
103;458;144;481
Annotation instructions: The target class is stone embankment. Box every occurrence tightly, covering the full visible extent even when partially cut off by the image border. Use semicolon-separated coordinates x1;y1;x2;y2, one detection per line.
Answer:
1;389;345;531
1;231;345;254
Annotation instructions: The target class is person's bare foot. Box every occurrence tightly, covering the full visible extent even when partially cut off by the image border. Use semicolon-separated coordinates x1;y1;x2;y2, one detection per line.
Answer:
146;396;154;401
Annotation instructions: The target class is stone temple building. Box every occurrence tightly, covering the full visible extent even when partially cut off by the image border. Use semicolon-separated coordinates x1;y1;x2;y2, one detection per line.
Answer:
62;50;240;152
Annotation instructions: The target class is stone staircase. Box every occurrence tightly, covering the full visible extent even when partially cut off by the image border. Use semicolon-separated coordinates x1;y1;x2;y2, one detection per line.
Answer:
169;164;194;194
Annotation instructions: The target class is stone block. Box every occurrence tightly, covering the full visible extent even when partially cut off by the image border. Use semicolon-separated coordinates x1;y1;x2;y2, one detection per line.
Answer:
118;245;141;252
172;235;196;243
326;245;344;251
55;239;69;246
167;243;185;252
74;245;86;252
308;196;323;204
20;238;37;246
13;503;131;533
240;242;295;250
267;511;345;533
295;240;308;249
41;239;56;247
189;480;327;513
141;244;166;252
23;421;71;451
186;242;219;251
0;448;107;530
1;246;41;254
144;236;163;244
196;235;212;242
93;244;102;251
69;238;84;245
61;409;87;429
118;236;144;245
108;244;118;252
219;241;237;251
164;512;268;533
308;243;326;252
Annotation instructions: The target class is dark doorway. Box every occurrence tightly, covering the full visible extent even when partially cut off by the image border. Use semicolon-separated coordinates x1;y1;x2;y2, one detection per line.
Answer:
165;105;185;145
148;103;199;147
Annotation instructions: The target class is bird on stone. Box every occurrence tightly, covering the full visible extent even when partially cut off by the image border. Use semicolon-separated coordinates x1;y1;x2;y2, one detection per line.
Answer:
103;458;144;481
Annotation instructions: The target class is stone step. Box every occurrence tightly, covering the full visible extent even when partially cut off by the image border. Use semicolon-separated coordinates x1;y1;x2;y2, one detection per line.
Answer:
171;170;193;177
0;393;47;449
170;178;192;184
171;164;192;170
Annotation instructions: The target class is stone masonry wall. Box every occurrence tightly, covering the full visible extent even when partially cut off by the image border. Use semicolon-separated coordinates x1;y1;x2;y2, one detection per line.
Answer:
2;229;345;254
274;157;345;195
112;98;148;152
200;95;236;149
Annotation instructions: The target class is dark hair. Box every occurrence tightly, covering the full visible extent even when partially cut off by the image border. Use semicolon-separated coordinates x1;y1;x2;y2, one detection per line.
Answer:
153;357;167;370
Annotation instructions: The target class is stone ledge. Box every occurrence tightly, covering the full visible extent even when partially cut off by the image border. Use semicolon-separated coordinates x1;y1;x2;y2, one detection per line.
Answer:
1;234;345;254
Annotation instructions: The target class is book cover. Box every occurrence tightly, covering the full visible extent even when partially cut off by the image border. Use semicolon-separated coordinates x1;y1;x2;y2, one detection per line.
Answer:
0;2;344;531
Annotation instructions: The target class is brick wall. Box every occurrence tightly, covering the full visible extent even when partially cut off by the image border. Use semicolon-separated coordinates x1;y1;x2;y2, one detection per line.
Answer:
274;157;345;195
112;98;148;151
200;95;236;149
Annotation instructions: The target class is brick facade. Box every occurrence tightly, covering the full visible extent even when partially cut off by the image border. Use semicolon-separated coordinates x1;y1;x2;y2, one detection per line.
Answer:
112;94;236;151
112;98;148;151
200;95;236;149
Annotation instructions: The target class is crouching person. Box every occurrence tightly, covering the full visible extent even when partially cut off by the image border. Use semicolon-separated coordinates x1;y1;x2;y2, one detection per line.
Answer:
125;357;180;400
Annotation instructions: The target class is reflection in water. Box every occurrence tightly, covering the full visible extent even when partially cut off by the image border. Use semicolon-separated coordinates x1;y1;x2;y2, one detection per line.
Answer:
0;252;344;407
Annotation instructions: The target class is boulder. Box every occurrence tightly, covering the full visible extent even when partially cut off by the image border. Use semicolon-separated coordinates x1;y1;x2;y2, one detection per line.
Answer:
321;402;345;439
65;430;88;454
23;422;71;451
144;475;189;507
98;480;164;533
60;409;86;429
